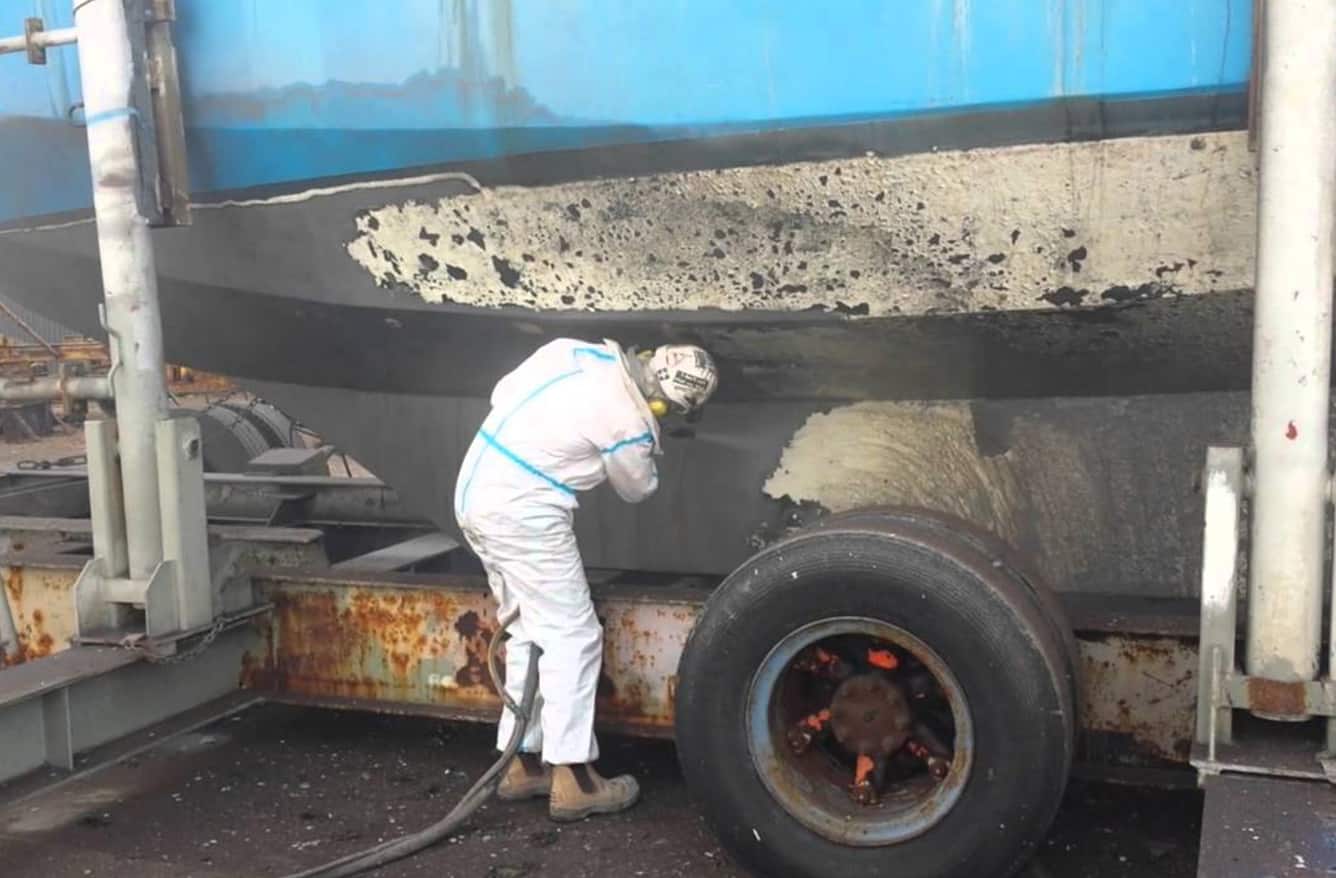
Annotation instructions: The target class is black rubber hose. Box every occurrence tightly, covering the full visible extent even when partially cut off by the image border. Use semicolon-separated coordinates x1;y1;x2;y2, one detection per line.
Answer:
282;612;540;878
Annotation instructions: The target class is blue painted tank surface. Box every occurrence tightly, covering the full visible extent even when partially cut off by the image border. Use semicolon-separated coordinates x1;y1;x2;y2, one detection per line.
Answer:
0;0;1250;224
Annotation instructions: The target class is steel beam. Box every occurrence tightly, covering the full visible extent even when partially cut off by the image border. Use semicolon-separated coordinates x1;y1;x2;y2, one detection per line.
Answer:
240;571;1202;766
0;543;1209;776
330;532;459;573
2;470;422;528
241;573;704;739
0;629;255;785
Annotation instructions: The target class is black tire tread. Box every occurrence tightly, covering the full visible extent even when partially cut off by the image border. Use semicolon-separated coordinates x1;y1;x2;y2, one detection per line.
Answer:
676;515;1075;878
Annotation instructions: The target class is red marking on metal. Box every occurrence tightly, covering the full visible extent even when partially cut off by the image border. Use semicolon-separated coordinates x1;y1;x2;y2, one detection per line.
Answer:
1286;421;1298;440
854;753;875;785
867;648;899;670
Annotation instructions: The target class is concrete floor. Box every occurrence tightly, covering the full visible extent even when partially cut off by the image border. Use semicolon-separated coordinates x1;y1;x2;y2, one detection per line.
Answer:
0;702;1203;878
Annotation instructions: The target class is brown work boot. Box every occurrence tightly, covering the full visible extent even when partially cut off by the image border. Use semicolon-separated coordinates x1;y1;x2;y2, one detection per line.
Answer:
497;753;552;801
549;763;640;822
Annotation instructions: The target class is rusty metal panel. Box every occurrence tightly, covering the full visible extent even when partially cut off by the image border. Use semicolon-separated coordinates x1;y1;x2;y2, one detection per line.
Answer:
242;573;704;737
1244;677;1310;718
0;535;1205;770
1079;634;1197;764
0;562;78;665
593;587;701;733
245;571;1202;767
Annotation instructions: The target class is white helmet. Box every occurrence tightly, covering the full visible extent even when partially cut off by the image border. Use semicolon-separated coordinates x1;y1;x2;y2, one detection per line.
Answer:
648;345;718;414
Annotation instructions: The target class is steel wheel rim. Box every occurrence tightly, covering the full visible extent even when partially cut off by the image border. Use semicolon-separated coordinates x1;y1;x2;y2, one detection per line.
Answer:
746;616;975;847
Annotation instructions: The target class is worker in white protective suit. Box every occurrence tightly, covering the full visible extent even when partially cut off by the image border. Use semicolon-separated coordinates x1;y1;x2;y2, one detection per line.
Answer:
454;338;718;821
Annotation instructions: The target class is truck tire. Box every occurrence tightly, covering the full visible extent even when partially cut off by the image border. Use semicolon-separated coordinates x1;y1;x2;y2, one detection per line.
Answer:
675;510;1074;878
220;399;298;449
816;506;1081;749
197;403;272;473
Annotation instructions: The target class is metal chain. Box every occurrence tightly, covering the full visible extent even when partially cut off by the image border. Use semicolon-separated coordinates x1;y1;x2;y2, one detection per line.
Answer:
16;454;87;470
120;616;227;664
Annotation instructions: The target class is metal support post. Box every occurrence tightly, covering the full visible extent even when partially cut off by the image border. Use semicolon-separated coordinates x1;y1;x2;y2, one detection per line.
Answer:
156;415;213;631
1196;447;1244;748
0;374;111;403
0;20;77;62
1330;471;1336;755
1244;0;1336;700
75;418;131;638
73;0;169;581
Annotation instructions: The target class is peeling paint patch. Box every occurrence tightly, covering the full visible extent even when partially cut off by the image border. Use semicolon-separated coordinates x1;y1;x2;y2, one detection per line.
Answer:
761;402;1024;542
346;131;1254;315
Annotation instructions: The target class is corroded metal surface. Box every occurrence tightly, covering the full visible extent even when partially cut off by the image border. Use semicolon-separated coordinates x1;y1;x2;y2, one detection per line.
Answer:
1079;634;1197;763
1243;677;1309;719
240;576;500;715
0;542;1204;767
241;573;704;737
0;562;77;665
0;519;326;667
241;570;1202;764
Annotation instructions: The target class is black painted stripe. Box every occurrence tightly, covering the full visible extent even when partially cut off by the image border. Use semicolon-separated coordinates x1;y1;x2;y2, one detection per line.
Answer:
0;91;1246;233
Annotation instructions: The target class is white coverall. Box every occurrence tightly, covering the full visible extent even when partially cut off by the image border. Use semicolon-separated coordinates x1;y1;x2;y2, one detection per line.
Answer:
453;338;660;764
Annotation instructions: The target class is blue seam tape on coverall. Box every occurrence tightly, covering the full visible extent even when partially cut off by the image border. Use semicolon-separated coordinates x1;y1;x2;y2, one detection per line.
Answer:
478;429;578;495
573;347;617;362
457;366;584;509
601;431;654;454
459;347;621;511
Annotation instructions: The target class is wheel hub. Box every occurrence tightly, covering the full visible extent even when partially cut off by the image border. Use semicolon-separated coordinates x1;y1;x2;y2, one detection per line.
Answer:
747;618;974;846
828;673;912;757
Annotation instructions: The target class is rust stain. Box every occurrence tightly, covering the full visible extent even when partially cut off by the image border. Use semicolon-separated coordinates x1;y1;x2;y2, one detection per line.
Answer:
5;565;22;603
453;609;495;691
600;676;653;720
1078;633;1196;764
455;609;482;638
0;564;76;666
1246;677;1307;718
242;581;688;735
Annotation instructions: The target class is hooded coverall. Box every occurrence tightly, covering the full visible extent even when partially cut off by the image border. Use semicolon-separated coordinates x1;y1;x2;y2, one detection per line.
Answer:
453;338;660;764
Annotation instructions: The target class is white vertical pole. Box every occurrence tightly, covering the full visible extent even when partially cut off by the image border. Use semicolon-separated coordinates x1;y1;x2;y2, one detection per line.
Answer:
1245;0;1336;694
72;0;167;580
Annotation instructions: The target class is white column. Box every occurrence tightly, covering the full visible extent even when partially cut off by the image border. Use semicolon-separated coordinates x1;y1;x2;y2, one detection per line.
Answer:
72;0;168;579
1245;0;1336;691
